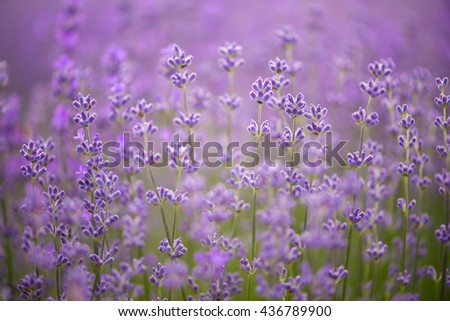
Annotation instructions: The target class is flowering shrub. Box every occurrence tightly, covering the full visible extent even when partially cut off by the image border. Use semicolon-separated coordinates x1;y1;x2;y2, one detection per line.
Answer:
0;0;449;301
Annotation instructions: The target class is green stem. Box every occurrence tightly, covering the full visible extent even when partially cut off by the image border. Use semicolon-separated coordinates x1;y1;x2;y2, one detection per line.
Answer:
247;273;253;301
227;109;232;149
1;196;14;295
401;128;411;273
159;205;172;246
182;86;189;115
371;261;377;301
278;109;285;130
147;166;158;191
171;205;179;246
358;96;373;154
228;71;234;95
256;103;262;144
341;224;353;300
137;247;150;300
54;237;61;300
412;230;421;292
251;189;257;261
91;232;107;299
180;286;187;301
303;207;308;232
439;245;448;300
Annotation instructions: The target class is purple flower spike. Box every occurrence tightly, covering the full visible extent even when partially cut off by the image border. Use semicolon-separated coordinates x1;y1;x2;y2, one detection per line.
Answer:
360;79;386;97
240;257;258;274
436;77;449;93
399;115;415;130
73;93;97;111
174;111;201;128
218;94;241;111
149;263;166;287
247;119;271;138
347;149;374;167
17;274;45;301
219;41;243;58
284;93;306;118
426;266;438;280
328;265;348;283
352;107;379;127
435;224;450;244
275;25;299;48
434;116;450;131
240;257;251;273
243;171;263;190
249;77;274;104
146;184;174;205
269;57;288;74
368;58;394;79
434;93;450;108
396;270;411;286
158;237;187;258
168;190;188;205
218;41;244;72
366;241;388;261
398;162;415;176
167;44;193;71
345;206;365;224
130;98;153;118
170;71;197;88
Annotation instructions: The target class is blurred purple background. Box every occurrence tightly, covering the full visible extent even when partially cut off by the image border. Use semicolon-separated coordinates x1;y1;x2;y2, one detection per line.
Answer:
1;0;449;100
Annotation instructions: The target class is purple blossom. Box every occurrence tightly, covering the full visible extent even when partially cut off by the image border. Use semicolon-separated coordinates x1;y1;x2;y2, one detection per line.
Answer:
352;107;379;126
396;270;411;286
247;119;271;138
158;237;187;258
347;149;374;167
368;58;394;79
360;79;386;97
17;274;45;301
170;71;197;88
435;224;450;243
275;25;299;48
436;77;449;93
249;77;274;104
218;94;241;111
284;93;306;118
218;42;244;72
174;112;201;128
366;241;388;261
167;44;193;71
149;263;166;287
328;265;348;283
243;171;263;190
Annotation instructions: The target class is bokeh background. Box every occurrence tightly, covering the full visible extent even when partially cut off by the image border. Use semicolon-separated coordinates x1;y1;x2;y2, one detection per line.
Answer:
1;0;449;102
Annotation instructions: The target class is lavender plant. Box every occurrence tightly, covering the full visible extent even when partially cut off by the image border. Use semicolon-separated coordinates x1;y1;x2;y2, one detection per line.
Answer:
0;0;450;302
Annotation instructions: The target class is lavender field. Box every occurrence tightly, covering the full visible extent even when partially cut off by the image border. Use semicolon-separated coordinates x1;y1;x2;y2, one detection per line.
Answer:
0;0;450;301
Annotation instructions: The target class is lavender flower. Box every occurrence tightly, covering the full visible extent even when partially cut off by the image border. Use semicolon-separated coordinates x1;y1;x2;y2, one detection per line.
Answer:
17;274;45;301
218;94;241;111
218;42;244;72
249;77;274;104
360;79;386;97
284;93;306;119
328;265;348;283
158;237;187;258
435;224;450;243
366;241;388;261
368;58;394;79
